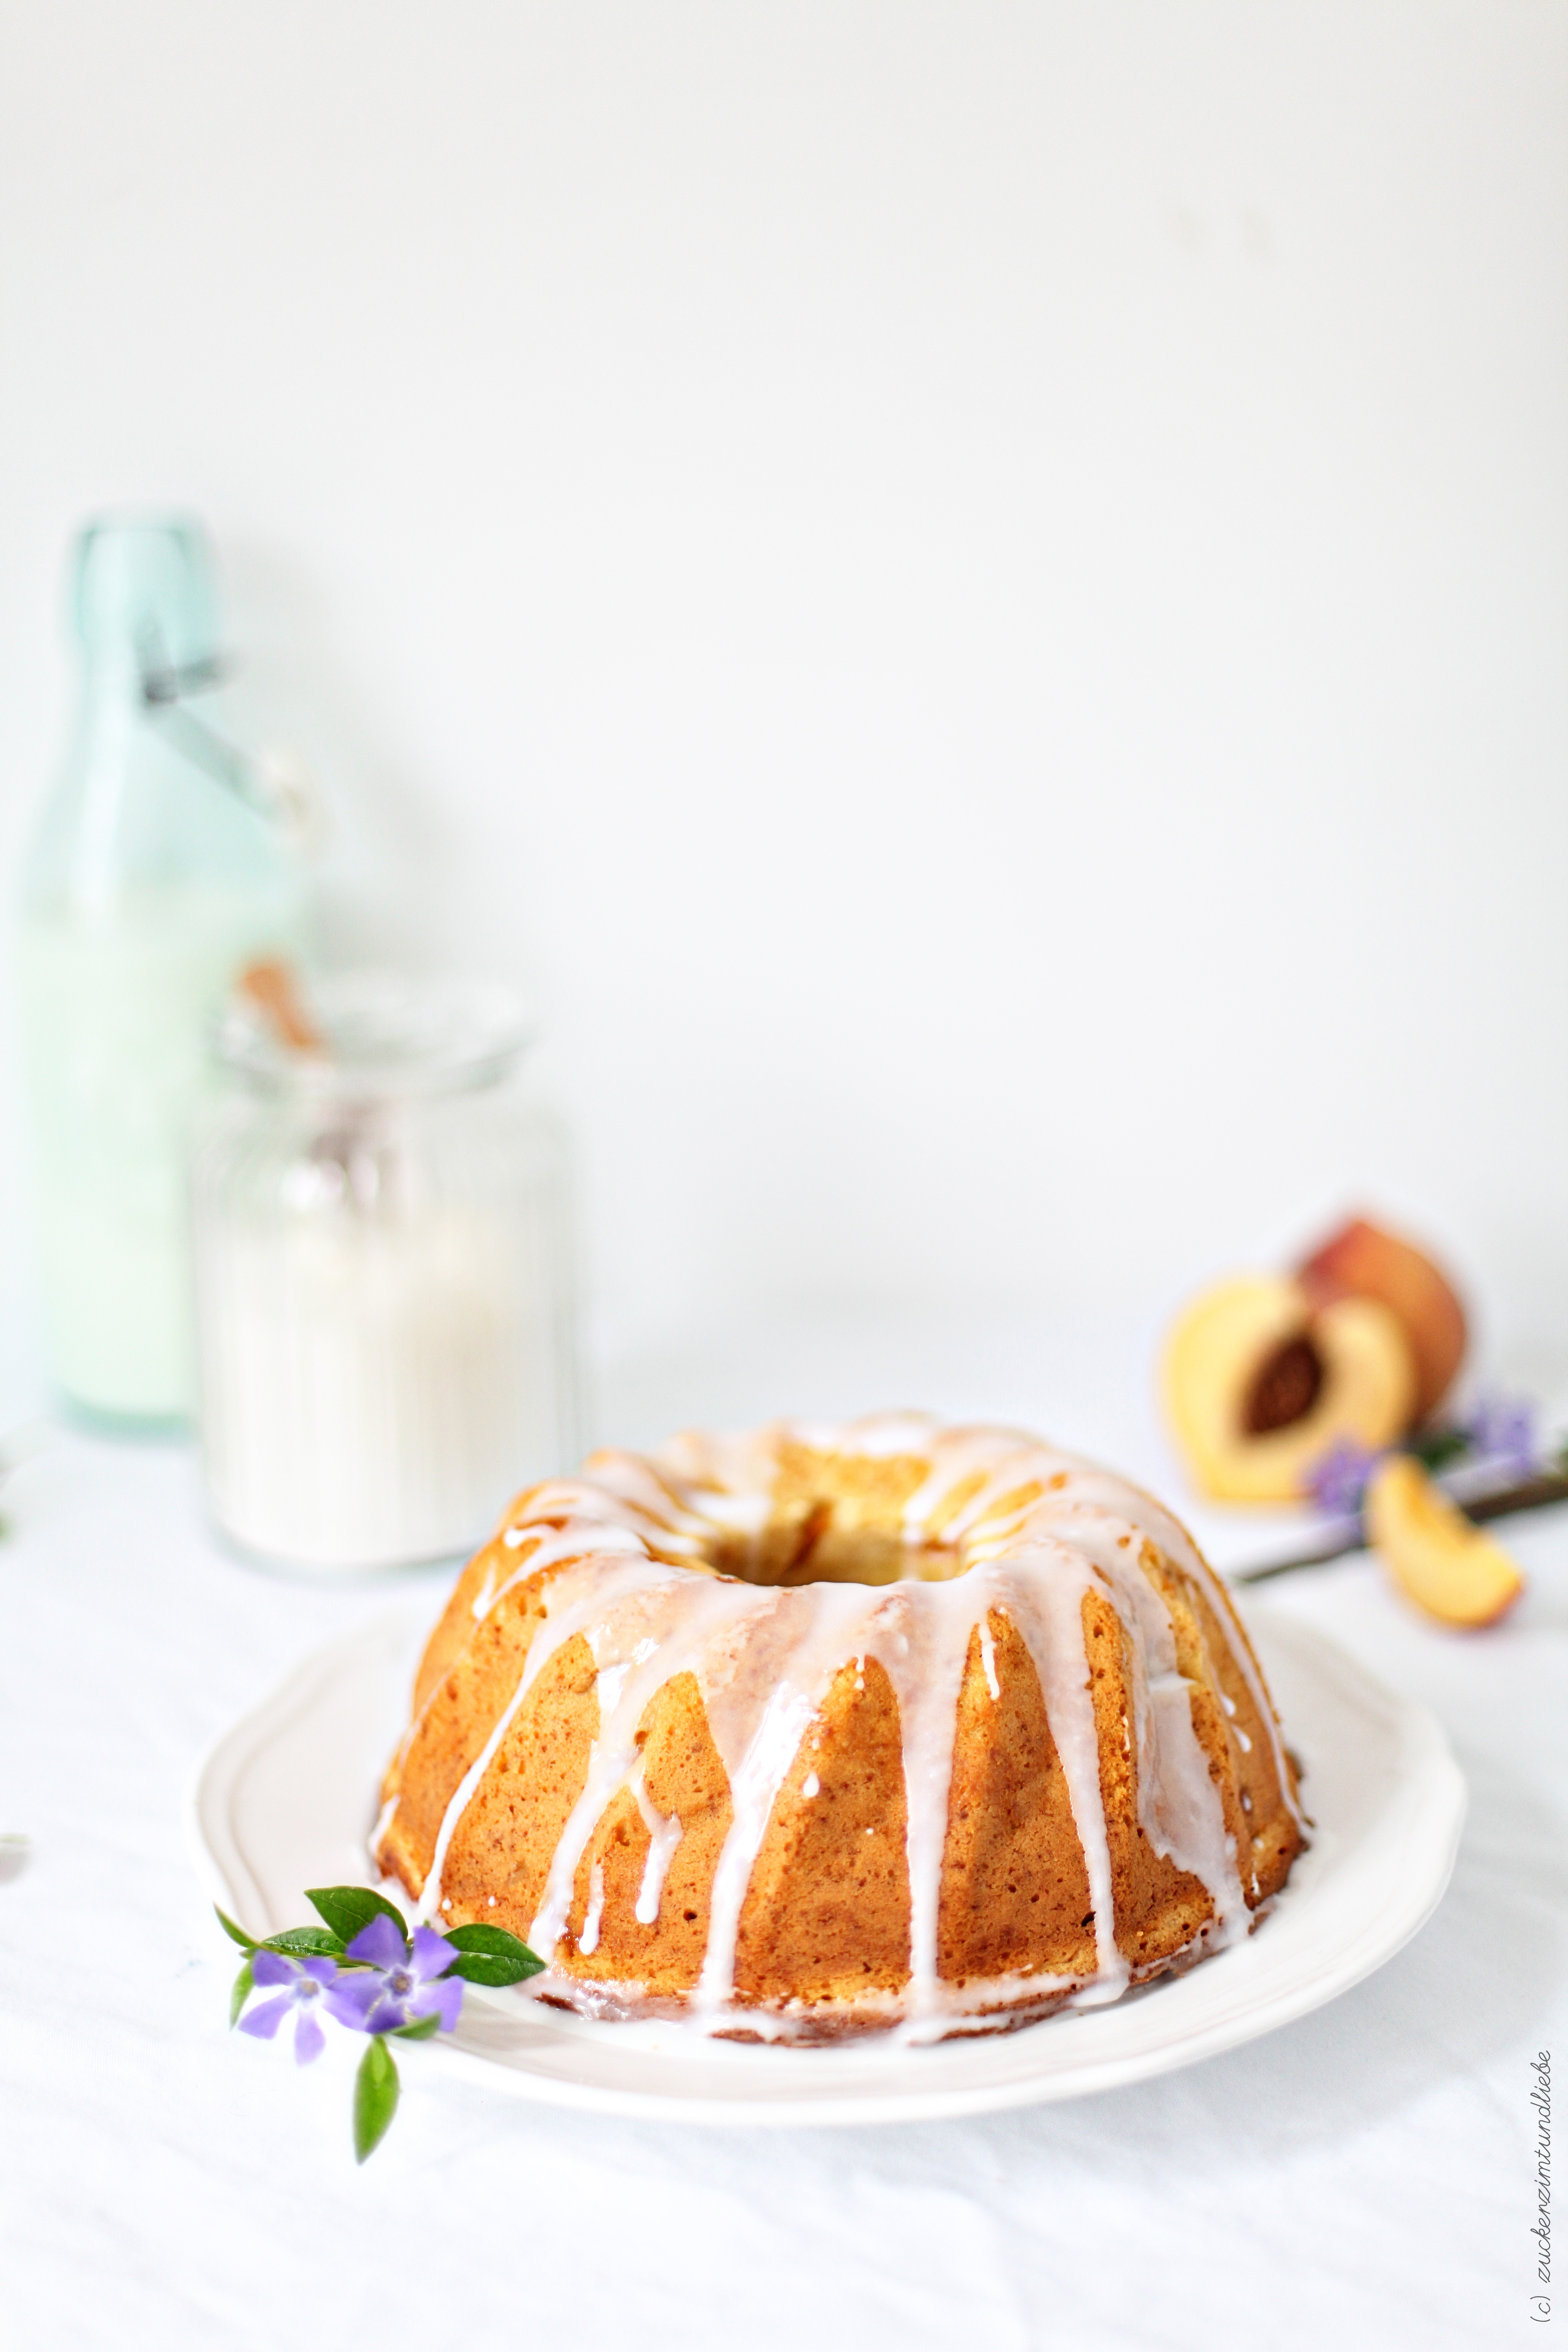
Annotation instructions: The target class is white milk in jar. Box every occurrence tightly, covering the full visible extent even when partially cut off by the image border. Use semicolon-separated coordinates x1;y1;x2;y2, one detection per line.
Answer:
191;972;577;1570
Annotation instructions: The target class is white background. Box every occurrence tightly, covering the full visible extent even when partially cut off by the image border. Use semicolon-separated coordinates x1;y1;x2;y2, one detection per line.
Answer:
1;20;1564;2343
0;0;1564;1389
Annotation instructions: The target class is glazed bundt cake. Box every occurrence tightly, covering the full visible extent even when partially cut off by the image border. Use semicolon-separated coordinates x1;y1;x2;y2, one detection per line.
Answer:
374;1414;1305;2039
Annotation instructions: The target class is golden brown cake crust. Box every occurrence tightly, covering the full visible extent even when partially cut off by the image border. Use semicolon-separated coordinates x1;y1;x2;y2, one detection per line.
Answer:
376;1415;1305;2039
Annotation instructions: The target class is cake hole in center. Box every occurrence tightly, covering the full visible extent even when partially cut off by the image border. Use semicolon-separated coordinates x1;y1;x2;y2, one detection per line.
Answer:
708;1505;967;1589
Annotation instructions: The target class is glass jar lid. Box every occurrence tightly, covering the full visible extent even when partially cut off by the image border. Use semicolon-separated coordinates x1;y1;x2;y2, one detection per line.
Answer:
214;967;534;1099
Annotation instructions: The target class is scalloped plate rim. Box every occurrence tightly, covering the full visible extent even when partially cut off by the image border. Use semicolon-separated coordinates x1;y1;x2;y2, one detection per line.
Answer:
186;1601;1466;2126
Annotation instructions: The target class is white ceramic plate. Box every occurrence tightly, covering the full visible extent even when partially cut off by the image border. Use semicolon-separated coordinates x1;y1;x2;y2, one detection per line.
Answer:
186;1603;1465;2127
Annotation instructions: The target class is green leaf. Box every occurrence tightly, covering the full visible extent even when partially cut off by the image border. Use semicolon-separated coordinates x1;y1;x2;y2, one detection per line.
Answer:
442;1919;545;1988
353;2036;400;2165
305;1886;407;1947
448;1952;537;1986
1410;1426;1471;1473
393;2011;442;2040
229;1960;254;2027
443;1922;539;1959
443;1922;544;1984
214;1906;259;1954
261;1926;346;1958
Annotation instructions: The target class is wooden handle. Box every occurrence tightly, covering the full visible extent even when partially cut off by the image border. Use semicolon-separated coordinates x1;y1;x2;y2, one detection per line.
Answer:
236;959;324;1054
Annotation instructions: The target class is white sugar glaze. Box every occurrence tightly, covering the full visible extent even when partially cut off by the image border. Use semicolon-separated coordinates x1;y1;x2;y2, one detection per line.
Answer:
578;1859;605;1955
406;1413;1299;2036
630;1766;683;1925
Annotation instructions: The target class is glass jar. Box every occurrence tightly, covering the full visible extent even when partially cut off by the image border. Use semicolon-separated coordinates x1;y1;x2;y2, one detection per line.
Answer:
191;972;578;1571
16;514;305;1427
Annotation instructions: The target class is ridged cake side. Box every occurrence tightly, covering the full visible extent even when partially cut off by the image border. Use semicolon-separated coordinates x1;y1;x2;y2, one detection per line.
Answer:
374;1415;1304;2038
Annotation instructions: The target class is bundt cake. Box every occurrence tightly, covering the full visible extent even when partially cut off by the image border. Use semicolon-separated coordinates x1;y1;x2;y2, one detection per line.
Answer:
374;1414;1305;2040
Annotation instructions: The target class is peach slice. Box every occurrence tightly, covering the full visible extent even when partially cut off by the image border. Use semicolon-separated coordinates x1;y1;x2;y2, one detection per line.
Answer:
1298;1217;1466;1423
1365;1455;1525;1627
1162;1274;1416;1503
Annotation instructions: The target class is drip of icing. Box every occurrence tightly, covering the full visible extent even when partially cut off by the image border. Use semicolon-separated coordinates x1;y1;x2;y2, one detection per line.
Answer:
1037;1509;1247;1942
578;1859;604;1954
977;1616;1000;1702
389;1525;663;1793
896;1421;1303;1841
483;1519;652;1622
800;1772;820;1798
629;1764;683;1925
418;1552;691;1920
1028;1460;1306;1836
895;1421;1249;1966
694;1583;882;2016
526;1574;776;1962
991;1544;1127;2001
691;1568;993;2032
875;1576;988;2027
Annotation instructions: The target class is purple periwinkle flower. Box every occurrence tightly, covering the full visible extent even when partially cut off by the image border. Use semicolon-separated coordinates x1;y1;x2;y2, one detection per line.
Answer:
336;1914;464;2036
1304;1439;1381;1519
1467;1394;1537;1475
239;1951;361;2065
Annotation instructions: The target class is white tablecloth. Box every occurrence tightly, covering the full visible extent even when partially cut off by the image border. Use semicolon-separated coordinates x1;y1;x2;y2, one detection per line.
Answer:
1;1334;1561;2352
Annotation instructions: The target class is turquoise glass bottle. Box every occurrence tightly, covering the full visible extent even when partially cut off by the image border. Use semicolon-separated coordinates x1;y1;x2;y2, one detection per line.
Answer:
16;515;305;1428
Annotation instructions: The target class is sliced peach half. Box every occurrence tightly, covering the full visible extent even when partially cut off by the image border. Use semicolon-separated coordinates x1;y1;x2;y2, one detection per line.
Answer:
1298;1216;1466;1423
1162;1274;1416;1503
1365;1455;1524;1627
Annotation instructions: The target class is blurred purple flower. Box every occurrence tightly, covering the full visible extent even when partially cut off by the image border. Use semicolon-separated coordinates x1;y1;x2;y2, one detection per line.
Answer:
238;1951;360;2065
1304;1439;1381;1520
1467;1395;1537;1475
335;1915;464;2036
